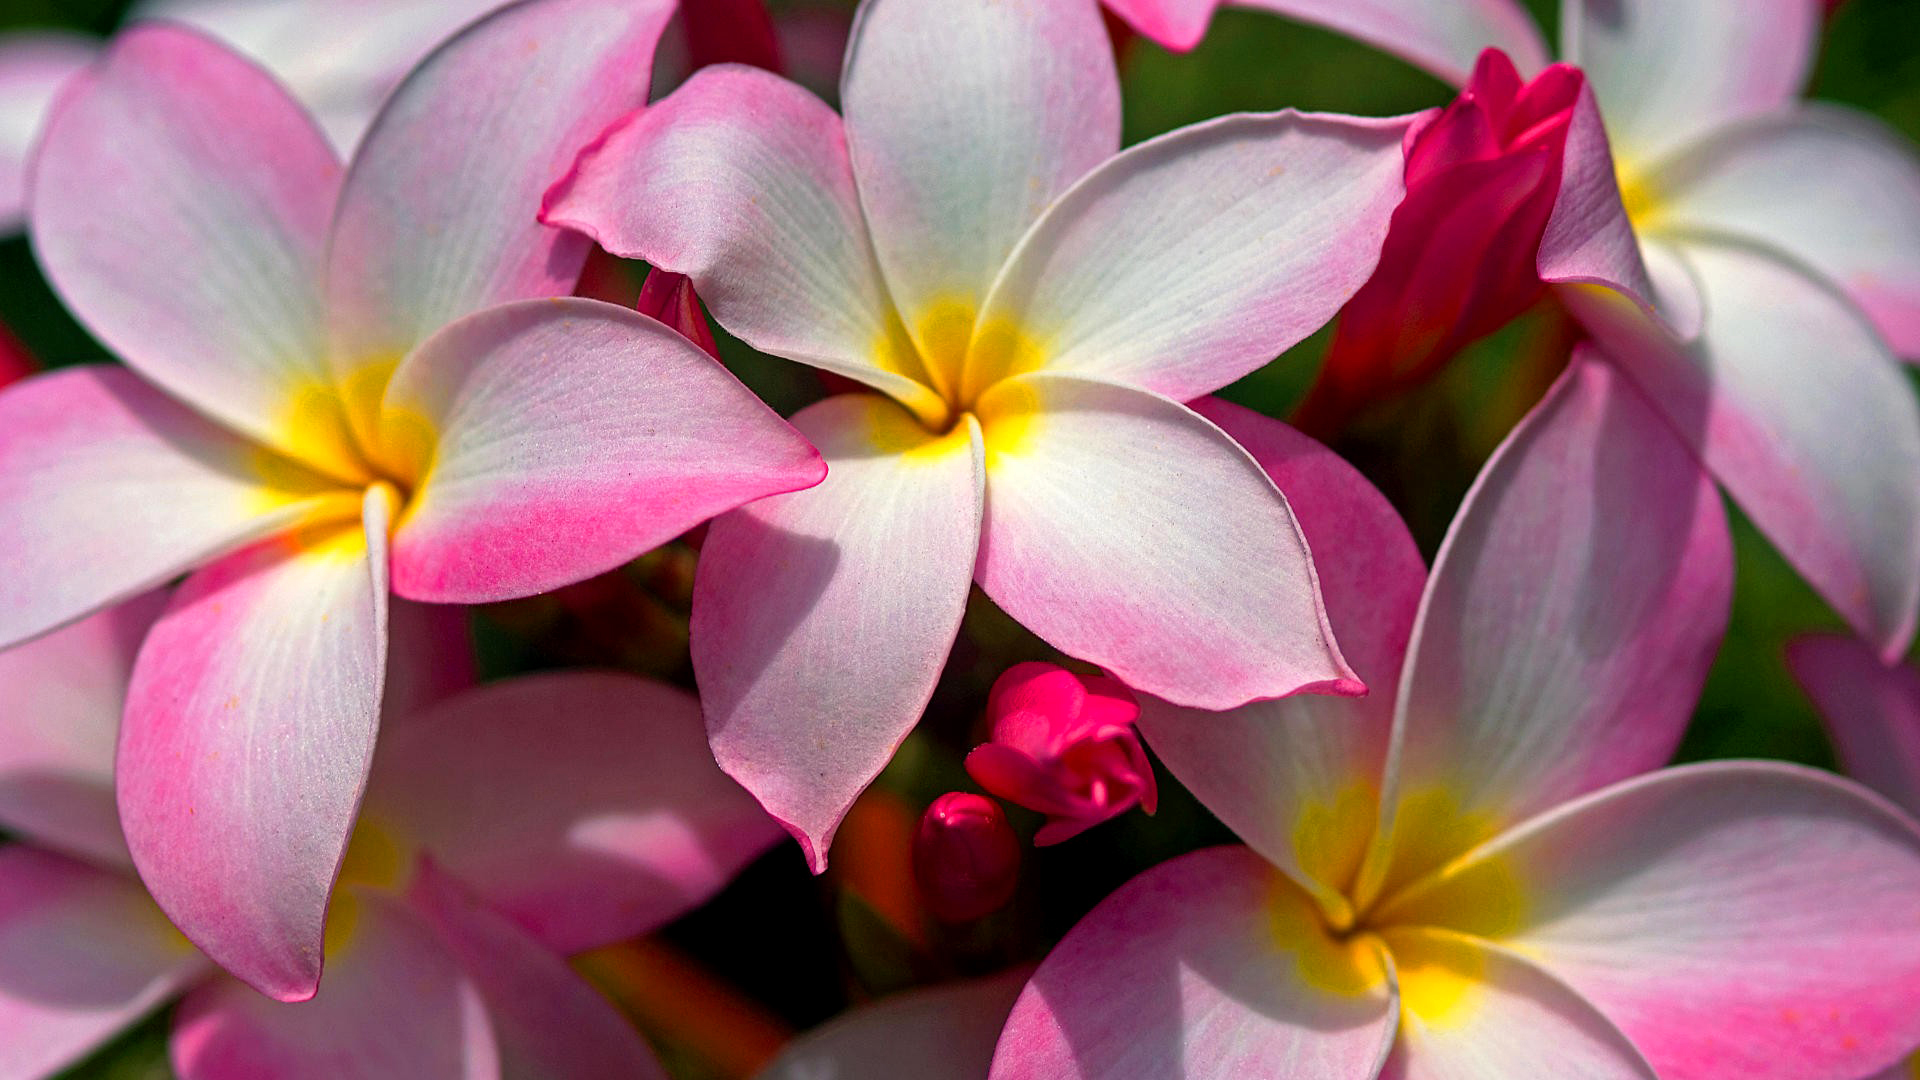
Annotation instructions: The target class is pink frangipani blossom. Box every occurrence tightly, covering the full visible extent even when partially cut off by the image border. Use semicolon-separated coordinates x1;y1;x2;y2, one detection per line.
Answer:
992;354;1920;1080
965;662;1157;846
1;0;821;1002
0;596;780;1079
1141;0;1920;662
542;0;1420;870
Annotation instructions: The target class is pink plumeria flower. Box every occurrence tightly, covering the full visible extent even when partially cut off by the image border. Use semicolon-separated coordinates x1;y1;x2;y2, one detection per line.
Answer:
1140;0;1920;663
0;596;779;1079
543;0;1416;870
757;971;1026;1080
0;1;508;230
1;0;821;1001
965;662;1158;845
992;353;1920;1080
1790;637;1920;1080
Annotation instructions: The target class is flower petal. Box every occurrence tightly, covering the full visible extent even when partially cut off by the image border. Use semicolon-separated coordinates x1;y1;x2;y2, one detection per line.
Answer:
29;24;353;476
693;393;984;873
365;673;781;953
1136;401;1423;909
1381;763;1920;1080
990;846;1397;1080
841;0;1119;340
0;592;164;868
1376;930;1655;1080
406;863;669;1080
1645;105;1920;357
1366;353;1729;898
541;65;943;419
384;298;823;604
118;491;392;1002
169;887;496;1080
0;366;350;650
0;846;208;1079
1562;0;1819;167
325;0;674;437
138;0;507;153
759;971;1027;1080
971;110;1410;403
975;373;1356;710
1786;635;1920;818
1535;84;1654;309
1566;237;1920;658
0;32;92;232
1237;0;1549;84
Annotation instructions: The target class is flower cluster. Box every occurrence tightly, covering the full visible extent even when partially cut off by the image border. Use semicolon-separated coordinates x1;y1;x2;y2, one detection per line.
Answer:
1;0;1918;1077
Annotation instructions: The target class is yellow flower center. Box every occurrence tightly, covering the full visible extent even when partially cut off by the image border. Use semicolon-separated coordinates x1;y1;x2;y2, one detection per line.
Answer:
868;299;1048;466
1271;784;1532;1033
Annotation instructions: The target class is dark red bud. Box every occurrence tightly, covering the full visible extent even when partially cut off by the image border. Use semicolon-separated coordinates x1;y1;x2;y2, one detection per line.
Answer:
913;792;1020;923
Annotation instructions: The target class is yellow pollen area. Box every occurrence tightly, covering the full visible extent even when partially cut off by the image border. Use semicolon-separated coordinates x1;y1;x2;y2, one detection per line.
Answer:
1267;874;1389;1000
1614;162;1665;234
1270;780;1534;1033
857;392;978;465
1291;780;1379;902
1380;929;1488;1031
1907;1049;1920;1080
868;299;1047;440
1361;786;1504;912
264;354;434;537
322;818;412;956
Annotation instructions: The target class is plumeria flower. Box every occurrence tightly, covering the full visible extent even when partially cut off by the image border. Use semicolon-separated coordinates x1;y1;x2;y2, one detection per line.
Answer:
0;0;508;230
1;0;821;1001
756;971;1027;1080
993;353;1920;1079
542;0;1416;869
0;595;780;1079
1789;634;1920;1079
965;662;1158;845
1143;0;1920;663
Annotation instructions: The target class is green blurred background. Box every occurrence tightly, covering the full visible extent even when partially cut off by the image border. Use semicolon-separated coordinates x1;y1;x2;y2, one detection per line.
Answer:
4;0;1918;1076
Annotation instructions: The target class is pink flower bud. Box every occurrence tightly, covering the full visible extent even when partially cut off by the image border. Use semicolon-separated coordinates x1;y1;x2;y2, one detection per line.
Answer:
964;662;1158;846
913;792;1020;923
1296;48;1584;435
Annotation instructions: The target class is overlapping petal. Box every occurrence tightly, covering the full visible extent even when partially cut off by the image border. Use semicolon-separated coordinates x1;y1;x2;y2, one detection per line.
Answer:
1380;763;1920;1080
365;673;781;953
970;110;1410;404
0;366;351;650
1644;105;1920;357
325;0;675;439
0;592;163;867
169;888;494;1080
974;373;1355;710
0;32;92;231
1240;0;1549;84
137;0;507;152
117;491;392;1002
1137;400;1422;908
1366;354;1730;897
29;24;355;477
407;863;668;1080
695;394;984;871
840;0;1119;345
991;847;1397;1080
1535;86;1653;309
1567;238;1920;658
1376;930;1655;1080
1787;635;1920;817
383;298;823;604
0;847;208;1080
1562;0;1819;166
541;65;942;419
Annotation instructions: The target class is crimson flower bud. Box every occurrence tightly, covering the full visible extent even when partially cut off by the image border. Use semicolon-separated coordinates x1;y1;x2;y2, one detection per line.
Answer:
1296;48;1584;435
913;792;1020;923
965;662;1158;846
